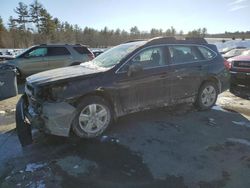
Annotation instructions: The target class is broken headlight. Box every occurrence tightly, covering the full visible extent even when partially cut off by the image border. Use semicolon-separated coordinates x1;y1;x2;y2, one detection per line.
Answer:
50;85;68;100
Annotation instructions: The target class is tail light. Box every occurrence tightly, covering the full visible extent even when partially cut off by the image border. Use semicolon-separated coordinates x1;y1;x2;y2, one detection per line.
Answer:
224;59;232;70
88;53;95;60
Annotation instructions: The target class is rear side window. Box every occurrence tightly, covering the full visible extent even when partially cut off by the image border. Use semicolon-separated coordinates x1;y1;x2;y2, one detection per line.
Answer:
169;45;204;64
48;47;70;56
197;46;216;60
73;47;91;54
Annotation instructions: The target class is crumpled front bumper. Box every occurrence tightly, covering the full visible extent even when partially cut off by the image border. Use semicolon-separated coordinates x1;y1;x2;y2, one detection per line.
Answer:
16;95;76;146
40;102;76;136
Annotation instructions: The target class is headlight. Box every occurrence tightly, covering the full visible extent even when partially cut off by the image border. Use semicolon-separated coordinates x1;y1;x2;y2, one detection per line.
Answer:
51;85;68;99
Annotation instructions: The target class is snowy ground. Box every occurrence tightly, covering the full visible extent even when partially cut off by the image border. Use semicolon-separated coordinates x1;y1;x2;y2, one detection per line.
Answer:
0;89;250;188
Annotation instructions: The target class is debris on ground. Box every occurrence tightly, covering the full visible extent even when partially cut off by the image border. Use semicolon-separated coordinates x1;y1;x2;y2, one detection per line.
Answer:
25;162;47;172
100;135;120;143
207;118;216;126
232;121;250;128
227;138;250;147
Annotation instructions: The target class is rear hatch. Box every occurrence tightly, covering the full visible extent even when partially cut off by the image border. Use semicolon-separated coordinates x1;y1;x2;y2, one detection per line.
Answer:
73;46;94;61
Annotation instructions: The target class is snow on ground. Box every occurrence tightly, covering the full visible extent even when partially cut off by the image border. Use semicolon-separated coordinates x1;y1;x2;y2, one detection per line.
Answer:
25;162;48;172
227;138;250;147
232;121;250;128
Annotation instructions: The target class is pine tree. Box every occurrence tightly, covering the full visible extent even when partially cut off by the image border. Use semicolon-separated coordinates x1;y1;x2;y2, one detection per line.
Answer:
8;16;18;30
30;0;43;32
14;2;30;31
39;8;56;41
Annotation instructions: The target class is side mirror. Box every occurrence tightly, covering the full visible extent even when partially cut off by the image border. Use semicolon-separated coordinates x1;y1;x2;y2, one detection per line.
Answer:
127;63;143;77
24;54;30;58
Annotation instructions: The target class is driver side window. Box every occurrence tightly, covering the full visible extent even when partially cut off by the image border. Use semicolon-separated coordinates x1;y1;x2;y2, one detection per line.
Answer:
132;47;164;68
27;48;47;57
120;47;164;72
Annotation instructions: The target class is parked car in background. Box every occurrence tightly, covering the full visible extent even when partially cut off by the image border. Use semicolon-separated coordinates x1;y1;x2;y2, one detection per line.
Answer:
0;55;15;62
92;49;105;57
220;46;246;55
222;48;248;59
4;44;94;78
16;37;229;145
228;49;250;97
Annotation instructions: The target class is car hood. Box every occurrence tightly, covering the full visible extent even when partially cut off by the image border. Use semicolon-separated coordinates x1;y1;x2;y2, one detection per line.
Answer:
27;64;107;86
0;55;15;59
228;55;250;62
1;58;16;64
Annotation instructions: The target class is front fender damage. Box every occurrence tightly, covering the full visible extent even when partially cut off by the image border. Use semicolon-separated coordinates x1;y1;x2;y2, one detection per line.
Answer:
42;102;76;137
16;95;33;147
16;95;76;147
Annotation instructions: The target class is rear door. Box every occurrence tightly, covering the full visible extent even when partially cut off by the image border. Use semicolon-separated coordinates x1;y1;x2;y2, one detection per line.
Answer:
168;45;208;101
115;46;171;113
45;47;72;69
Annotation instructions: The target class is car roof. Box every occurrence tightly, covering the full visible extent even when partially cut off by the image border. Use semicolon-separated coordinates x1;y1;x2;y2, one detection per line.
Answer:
38;44;88;47
125;37;208;47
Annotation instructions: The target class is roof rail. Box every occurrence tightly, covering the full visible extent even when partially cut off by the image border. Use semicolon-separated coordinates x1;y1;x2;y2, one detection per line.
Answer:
146;37;176;45
124;39;146;43
185;37;208;44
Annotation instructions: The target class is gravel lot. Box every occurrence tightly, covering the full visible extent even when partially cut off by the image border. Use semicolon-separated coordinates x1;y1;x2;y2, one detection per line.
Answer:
0;90;250;188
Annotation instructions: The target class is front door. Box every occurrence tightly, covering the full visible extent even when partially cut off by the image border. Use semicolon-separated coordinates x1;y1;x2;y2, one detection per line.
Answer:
115;46;171;114
18;47;49;76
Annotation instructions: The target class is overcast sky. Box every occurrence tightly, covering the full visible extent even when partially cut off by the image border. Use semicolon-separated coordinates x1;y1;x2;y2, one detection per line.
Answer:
0;0;249;34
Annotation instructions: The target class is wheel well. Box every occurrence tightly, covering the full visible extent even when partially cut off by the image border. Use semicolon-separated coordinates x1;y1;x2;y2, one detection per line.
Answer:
74;91;116;117
15;67;24;79
200;77;221;93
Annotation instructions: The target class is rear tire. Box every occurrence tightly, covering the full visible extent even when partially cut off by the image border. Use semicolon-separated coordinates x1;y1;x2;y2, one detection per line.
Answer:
72;96;112;138
195;82;218;110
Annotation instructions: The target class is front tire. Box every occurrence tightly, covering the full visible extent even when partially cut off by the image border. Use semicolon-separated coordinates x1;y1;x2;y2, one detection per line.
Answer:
195;82;218;110
72;96;112;138
16;95;33;146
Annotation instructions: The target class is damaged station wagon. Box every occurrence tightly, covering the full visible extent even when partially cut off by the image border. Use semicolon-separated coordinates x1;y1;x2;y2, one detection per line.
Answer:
16;37;230;146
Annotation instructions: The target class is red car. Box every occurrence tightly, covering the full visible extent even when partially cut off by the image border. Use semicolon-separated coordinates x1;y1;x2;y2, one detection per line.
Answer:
228;50;250;97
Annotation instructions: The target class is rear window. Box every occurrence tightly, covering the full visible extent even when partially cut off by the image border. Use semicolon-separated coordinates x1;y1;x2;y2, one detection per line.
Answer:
169;45;204;64
197;46;216;60
73;47;91;54
48;47;70;56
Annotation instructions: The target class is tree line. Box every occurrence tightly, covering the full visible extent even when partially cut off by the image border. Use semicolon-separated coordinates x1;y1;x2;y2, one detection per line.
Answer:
0;0;249;49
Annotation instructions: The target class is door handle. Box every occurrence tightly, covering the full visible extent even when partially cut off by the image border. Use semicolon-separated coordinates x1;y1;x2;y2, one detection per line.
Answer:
177;75;183;80
197;65;204;70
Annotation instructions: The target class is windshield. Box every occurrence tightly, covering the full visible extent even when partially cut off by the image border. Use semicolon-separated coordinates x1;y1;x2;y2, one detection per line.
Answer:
225;49;245;56
90;41;146;68
241;50;250;56
15;46;35;58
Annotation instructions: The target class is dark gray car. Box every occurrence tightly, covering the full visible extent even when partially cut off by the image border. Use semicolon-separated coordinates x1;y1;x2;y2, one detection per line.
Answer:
16;37;230;146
